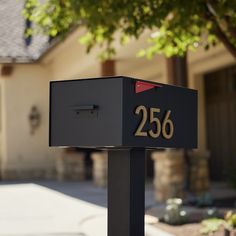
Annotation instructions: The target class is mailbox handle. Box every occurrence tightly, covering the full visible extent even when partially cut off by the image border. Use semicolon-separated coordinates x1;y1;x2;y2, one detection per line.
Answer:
72;105;99;112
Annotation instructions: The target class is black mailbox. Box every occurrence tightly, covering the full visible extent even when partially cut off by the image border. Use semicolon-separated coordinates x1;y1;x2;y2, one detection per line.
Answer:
49;76;197;149
49;76;198;236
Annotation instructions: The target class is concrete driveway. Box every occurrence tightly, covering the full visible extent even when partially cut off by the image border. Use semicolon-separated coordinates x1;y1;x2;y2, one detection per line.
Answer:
0;181;173;236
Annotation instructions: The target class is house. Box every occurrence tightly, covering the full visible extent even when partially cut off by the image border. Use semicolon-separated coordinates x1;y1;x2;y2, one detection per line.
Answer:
0;0;235;201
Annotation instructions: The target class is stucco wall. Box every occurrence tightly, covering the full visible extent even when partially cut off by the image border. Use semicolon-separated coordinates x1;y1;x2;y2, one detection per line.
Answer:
116;56;167;83
0;64;59;179
44;29;167;83
44;29;100;80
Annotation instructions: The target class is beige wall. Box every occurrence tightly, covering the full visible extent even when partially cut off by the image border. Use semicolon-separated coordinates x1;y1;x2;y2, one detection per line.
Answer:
44;29;100;80
43;29;167;84
116;56;167;83
0;64;59;178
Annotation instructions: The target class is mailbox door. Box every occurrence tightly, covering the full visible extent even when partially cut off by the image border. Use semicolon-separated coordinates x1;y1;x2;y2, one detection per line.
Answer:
122;78;197;148
50;78;123;147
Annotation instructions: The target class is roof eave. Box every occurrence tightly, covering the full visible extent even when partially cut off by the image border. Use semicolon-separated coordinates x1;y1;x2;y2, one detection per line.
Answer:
0;56;36;64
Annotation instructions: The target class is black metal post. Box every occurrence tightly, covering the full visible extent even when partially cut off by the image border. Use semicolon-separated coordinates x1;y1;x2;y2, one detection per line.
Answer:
108;149;145;236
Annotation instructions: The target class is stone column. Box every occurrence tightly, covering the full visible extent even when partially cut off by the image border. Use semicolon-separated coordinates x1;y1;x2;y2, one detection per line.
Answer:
152;150;185;202
56;148;86;181
91;151;108;187
188;150;210;194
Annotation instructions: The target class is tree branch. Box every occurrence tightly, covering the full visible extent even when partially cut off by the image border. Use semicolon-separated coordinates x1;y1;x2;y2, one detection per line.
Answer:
205;0;236;59
224;16;236;39
207;0;236;40
213;24;236;58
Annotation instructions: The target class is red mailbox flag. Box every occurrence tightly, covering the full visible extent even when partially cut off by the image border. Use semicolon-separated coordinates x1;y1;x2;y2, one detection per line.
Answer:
135;81;162;93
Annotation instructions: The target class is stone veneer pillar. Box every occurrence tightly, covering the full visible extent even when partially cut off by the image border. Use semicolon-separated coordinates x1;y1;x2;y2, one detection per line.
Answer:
152;150;185;202
188;150;210;194
91;151;108;187
56;149;86;181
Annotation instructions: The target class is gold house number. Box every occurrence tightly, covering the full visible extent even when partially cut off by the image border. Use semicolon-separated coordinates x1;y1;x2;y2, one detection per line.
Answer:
134;105;174;139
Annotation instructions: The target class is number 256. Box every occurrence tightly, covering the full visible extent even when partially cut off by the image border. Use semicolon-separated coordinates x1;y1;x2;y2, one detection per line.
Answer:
134;105;174;139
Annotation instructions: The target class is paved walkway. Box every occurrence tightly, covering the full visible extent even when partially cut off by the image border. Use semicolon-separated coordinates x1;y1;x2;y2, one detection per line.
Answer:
0;181;173;236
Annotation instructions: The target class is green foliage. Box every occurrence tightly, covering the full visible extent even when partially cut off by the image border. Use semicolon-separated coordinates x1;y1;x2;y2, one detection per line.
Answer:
200;211;236;235
200;218;224;235
23;0;236;60
227;214;236;228
164;198;188;225
225;211;236;229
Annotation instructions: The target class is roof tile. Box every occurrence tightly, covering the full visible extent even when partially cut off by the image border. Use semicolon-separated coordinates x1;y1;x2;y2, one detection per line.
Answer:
0;0;49;62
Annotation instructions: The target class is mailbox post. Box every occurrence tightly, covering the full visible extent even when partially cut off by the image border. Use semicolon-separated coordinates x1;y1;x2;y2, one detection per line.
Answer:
49;76;197;236
108;149;145;236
